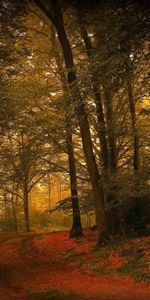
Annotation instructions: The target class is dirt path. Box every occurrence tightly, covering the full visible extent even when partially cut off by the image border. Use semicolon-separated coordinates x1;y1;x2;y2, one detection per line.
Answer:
0;232;42;244
17;266;150;299
0;231;150;299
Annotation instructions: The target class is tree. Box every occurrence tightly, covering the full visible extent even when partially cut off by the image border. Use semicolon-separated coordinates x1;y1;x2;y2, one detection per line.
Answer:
49;25;83;236
0;126;48;231
0;0;149;240
34;0;110;243
0;0;28;132
76;2;109;174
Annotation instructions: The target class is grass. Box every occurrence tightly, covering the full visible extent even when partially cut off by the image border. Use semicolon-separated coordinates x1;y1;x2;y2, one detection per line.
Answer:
117;255;150;282
69;235;150;283
117;259;150;282
33;234;47;240
27;289;79;299
116;238;150;282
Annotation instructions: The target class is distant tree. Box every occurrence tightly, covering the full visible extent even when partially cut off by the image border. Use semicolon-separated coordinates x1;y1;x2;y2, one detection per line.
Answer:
0;0;28;131
0;125;48;232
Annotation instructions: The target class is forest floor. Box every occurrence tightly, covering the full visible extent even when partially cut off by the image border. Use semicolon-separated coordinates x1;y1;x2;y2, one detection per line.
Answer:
0;229;150;300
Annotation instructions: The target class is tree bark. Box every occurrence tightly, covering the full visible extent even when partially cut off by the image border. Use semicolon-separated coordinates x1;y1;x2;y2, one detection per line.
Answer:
126;69;139;172
66;118;83;237
77;8;117;174
50;25;83;237
76;6;109;173
76;10;120;237
23;183;29;232
34;0;110;243
103;87;117;173
11;193;18;234
52;2;109;241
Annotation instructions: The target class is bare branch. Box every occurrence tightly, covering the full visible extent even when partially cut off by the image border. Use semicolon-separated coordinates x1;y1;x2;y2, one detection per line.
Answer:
33;0;56;26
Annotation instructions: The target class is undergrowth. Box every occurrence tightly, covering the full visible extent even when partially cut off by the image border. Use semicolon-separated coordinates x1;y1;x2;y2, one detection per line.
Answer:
27;289;79;300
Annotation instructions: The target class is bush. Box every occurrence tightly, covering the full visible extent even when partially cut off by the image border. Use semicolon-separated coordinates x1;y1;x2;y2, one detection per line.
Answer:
105;171;150;237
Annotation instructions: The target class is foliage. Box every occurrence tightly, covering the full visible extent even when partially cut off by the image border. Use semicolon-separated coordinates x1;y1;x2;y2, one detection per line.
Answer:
0;0;149;237
0;230;149;299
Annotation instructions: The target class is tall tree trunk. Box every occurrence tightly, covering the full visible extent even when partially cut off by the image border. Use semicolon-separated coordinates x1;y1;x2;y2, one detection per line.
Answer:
11;193;18;234
34;0;110;243
102;87;120;235
76;6;109;173
51;1;109;242
103;87;117;173
76;9;119;237
121;2;140;172
77;8;117;174
23;183;29;232
66;118;83;237
3;192;10;231
48;173;51;209
50;25;83;237
126;65;139;172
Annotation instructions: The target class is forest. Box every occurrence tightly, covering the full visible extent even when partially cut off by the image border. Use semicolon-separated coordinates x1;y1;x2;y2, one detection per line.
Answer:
0;0;150;299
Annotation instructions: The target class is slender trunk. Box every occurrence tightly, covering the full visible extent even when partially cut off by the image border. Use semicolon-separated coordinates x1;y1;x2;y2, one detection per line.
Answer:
11;194;18;234
76;9;119;237
4;193;10;231
66;118;83;237
50;25;83;237
23;183;29;232
121;4;139;172
126;72;139;172
34;0;110;243
76;7;109;173
48;173;51;209
51;2;109;241
103;87;117;173
102;87;120;236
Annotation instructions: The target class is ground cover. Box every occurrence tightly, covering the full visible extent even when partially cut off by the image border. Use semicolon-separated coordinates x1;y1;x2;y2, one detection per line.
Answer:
0;230;149;299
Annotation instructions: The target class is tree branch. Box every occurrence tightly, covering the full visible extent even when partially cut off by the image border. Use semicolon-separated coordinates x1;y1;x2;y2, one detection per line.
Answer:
33;0;56;25
0;185;24;200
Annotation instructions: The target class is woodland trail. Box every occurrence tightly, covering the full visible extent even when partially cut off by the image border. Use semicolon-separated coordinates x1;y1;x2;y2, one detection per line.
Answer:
0;231;150;300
